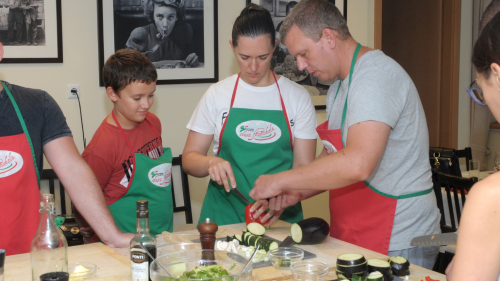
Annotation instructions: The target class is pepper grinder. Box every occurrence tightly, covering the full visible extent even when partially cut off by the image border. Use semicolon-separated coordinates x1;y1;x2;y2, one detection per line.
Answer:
198;218;218;263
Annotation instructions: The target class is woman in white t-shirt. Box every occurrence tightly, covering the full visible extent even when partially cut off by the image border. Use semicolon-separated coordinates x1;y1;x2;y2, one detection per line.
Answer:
446;12;500;281
182;3;317;226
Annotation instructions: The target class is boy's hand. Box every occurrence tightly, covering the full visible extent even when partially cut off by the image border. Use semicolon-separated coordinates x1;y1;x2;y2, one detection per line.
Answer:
185;53;199;67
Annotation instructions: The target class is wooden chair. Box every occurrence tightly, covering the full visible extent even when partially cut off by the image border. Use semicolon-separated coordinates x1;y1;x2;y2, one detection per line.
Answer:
41;169;67;215
171;154;193;225
429;146;472;177
431;170;478;273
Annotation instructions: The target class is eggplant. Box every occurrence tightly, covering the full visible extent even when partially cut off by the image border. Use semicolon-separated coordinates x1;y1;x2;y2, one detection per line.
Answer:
336;262;368;275
337;253;366;266
367;271;384;281
290;217;330;244
336;270;367;280
367;259;392;281
388;256;410;277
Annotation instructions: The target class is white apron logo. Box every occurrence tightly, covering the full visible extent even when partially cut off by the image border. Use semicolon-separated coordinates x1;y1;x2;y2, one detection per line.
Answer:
0;150;24;178
148;163;172;187
236;120;282;144
322;140;338;154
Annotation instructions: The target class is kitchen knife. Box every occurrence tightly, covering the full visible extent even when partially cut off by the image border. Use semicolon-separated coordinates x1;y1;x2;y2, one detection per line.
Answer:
279;236;295;247
410;232;457;247
232;188;252;205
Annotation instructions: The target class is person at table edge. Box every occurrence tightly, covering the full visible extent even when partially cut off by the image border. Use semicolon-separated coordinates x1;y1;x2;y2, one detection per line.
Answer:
182;3;317;226
77;49;174;240
249;0;440;269
0;43;133;255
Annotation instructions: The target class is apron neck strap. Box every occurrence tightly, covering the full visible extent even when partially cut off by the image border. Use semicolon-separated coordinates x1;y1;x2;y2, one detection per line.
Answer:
2;81;41;187
340;43;362;146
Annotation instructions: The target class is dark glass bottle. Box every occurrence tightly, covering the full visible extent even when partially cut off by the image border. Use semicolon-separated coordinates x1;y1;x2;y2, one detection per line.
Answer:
130;200;157;281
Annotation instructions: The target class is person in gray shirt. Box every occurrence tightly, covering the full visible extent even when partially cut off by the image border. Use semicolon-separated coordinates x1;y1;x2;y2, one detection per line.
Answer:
249;0;440;269
0;43;133;255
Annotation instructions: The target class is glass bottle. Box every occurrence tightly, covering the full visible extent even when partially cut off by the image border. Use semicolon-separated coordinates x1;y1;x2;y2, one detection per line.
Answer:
30;194;68;281
130;200;157;281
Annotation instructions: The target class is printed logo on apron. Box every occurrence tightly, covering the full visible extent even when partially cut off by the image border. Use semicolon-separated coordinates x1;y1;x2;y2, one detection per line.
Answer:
321;140;337;154
236;120;282;144
0;150;24;178
148;163;172;187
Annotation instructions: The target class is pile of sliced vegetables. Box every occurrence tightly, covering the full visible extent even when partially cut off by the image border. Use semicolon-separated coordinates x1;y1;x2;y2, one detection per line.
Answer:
217;222;278;263
336;254;411;281
179;264;230;279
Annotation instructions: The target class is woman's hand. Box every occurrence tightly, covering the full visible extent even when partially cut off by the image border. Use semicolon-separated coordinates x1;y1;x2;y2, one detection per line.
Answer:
208;157;236;192
126;28;148;53
185;53;199;67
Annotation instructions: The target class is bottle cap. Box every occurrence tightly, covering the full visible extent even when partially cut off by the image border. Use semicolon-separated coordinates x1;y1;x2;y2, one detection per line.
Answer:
0;249;5;268
39;272;69;281
137;200;149;218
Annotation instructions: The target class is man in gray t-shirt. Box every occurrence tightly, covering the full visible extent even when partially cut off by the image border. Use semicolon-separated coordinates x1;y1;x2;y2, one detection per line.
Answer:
249;0;440;269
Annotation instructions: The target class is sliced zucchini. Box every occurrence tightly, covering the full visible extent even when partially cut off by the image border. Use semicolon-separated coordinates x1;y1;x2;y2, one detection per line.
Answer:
247;222;266;235
337;253;366;266
235;234;242;243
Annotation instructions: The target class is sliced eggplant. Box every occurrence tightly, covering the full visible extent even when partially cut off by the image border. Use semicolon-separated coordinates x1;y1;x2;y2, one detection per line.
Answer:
367;271;384;281
336;269;367;280
367;259;392;281
291;217;330;244
247;222;266;235
337;253;367;266
336;262;368;275
388;256;410;277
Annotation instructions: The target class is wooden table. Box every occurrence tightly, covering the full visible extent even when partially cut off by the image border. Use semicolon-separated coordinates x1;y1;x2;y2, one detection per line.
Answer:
4;243;131;281
4;221;446;281
162;220;446;281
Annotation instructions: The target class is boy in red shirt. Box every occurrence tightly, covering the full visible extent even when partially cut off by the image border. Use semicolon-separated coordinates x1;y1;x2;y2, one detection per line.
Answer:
79;49;174;239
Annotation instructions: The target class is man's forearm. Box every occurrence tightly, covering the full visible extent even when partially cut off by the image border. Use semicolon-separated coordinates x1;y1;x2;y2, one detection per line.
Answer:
44;137;133;247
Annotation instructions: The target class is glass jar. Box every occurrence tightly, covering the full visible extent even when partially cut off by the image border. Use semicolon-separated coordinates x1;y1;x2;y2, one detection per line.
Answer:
30;194;68;281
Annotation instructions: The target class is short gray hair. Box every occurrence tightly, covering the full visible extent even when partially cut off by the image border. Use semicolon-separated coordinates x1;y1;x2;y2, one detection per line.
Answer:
279;0;350;44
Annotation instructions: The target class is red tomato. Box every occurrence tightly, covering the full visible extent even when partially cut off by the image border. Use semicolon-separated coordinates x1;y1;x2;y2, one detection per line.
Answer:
245;204;268;225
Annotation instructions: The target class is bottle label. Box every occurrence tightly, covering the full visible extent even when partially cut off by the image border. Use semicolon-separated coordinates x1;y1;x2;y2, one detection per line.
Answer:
131;249;149;281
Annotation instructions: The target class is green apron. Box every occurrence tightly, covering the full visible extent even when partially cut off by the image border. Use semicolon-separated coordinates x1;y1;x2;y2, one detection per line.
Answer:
199;73;303;226
108;111;174;236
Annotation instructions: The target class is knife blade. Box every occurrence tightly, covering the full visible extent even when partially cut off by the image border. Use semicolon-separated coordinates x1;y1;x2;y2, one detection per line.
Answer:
279;236;295;247
232;188;252;205
410;232;457;247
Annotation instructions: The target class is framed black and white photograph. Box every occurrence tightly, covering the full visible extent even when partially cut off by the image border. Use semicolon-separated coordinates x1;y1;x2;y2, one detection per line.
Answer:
0;0;63;64
98;0;218;86
246;0;347;110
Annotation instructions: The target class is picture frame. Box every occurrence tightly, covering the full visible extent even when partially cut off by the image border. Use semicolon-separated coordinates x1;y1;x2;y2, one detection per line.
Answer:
245;0;347;110
97;0;218;86
0;0;63;64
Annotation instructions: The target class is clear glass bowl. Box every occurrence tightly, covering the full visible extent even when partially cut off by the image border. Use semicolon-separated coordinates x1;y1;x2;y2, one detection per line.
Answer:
157;242;203;257
157;233;202;245
68;262;97;280
268;247;305;270
291;261;329;281
150;249;253;281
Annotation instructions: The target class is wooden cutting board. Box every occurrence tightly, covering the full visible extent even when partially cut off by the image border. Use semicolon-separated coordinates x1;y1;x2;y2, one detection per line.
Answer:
4;243;131;281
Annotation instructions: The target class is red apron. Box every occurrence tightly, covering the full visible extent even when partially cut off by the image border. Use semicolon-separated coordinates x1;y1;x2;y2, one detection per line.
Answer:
0;82;41;255
318;44;431;254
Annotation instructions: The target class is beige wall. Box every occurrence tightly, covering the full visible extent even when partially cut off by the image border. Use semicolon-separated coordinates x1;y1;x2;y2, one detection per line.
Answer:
3;1;374;226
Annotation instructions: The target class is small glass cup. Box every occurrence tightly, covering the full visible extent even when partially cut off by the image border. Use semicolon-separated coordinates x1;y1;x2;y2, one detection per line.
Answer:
469;159;480;178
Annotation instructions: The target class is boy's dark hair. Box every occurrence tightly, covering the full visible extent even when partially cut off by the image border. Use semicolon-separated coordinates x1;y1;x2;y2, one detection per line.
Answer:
102;49;157;93
232;3;275;47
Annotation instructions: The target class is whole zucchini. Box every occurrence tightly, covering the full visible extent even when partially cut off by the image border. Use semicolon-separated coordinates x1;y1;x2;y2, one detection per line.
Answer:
291;217;330;244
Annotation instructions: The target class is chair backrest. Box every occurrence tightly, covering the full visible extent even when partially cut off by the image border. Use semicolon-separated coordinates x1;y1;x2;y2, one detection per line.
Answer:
41;169;66;215
171;154;193;224
432;169;478;233
429;146;472;176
